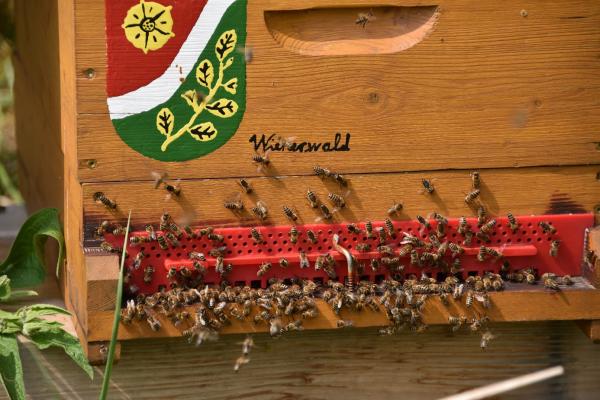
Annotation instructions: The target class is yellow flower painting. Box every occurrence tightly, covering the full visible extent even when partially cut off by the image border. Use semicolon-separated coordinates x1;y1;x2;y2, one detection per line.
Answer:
122;0;175;54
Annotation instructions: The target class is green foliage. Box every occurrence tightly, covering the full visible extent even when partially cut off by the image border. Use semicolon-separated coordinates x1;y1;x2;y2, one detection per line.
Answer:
0;209;92;400
0;208;64;288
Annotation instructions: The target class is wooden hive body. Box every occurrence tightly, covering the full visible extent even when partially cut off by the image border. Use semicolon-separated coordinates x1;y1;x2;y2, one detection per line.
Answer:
14;0;600;361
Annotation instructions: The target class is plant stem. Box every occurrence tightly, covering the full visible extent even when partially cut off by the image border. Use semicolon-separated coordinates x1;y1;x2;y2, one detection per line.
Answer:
161;60;225;152
99;211;131;400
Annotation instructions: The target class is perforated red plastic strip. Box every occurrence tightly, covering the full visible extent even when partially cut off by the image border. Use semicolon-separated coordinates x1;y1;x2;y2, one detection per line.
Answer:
103;213;593;294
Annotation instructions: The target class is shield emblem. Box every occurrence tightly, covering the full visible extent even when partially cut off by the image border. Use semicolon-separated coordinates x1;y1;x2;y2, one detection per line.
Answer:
105;0;247;161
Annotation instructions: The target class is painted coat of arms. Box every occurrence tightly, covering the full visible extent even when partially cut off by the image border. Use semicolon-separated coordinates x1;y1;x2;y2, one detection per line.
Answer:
106;0;247;161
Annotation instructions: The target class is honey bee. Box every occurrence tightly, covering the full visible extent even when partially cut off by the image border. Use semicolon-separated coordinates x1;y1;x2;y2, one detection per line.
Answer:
477;206;487;227
347;223;362;234
550;240;560;257
416;215;431;230
370;259;380;272
302;309;318;319
252;152;270;167
224;197;244;211
410;249;420;266
457;217;469;235
378;227;388;245
471;171;481;190
421;178;435;194
306;229;318;244
169;222;184;239
93;192;117;210
157;234;168;250
398;244;413;257
289;226;299;244
328;193;346;209
480;219;496;234
450;258;463;275
538;221;557;234
448;242;464;257
160;212;171;231
237;45;254;63
269;318;283;337
543;274;560;290
365;220;374;239
306;189;319;208
251;200;268;220
465;290;474;308
279;258;289;268
448;315;466;332
336;319;354;328
314;255;325;271
464;189;481;204
384;218;395;237
233;355;250;372
332;172;349;187
129;235;144;246
192;261;206;274
132;251;145;270
480;331;495;349
257;262;272;277
283;206;298;222
313;165;330;178
100;241;119;253
95;220;111;237
250;227;263;244
189;251;206;261
207;232;224;242
507;213;519;232
122;300;136;324
238;178;253;194
299;251;310;269
378;245;394;256
198;226;214;237
560;275;573;286
355;243;371;252
355;9;375;28
167;267;178;280
164;181;181;197
209;246;227;258
387;202;403;216
144;224;157;241
475;231;490;243
166;232;180;247
319;204;333;220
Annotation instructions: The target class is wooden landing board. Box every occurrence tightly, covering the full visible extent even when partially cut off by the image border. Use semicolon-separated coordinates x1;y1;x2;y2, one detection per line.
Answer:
75;0;600;182
81;165;599;230
86;281;600;342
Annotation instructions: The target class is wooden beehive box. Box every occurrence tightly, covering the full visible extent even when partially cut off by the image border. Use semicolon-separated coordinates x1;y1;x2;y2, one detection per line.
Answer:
14;0;600;361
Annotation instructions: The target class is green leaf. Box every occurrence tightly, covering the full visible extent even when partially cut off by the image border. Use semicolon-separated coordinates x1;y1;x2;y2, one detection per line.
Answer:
5;291;37;301
0;276;10;302
205;99;239;118
0;208;64;288
19;304;71;320
215;29;237;62
0;320;22;335
27;327;93;380
0;334;25;400
195;59;214;88
21;319;65;336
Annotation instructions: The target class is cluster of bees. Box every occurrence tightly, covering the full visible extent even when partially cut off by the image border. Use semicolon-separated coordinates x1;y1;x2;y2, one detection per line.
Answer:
93;163;577;361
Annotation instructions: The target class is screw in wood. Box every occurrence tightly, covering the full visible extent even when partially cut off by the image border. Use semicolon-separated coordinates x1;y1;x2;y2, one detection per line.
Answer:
84;68;96;79
520;9;528;17
86;159;98;169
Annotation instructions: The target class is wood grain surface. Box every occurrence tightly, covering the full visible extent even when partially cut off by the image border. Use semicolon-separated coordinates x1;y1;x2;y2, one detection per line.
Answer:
5;321;600;400
74;0;600;182
81;165;599;229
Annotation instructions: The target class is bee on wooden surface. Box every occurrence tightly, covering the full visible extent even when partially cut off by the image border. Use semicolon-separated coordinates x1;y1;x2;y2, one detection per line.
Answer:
306;189;319;208
452;282;464;299
132;251;145;270
328;193;346;209
507;213;519;233
477;205;487;227
416;215;431;230
93;192;117;210
306;229;318;244
299;251;310;269
355;9;375;28
129;235;144;246
233;355;250;372
189;251;206;261
518;269;535;284
289;226;299;244
121;300;136;324
207;232;224;242
448;315;466;332
388;202;403;216
159;212;171;231
378;227;388;245
318;204;333;220
166;232;180;247
283;205;298;222
336;319;354;328
457;217;469;235
420;178;435;194
313;165;331;178
257;262;272;277
542;273;559;290
480;331;495;349
550;240;560;257
302;309;318;319
365;220;374;239
147;314;162;331
538;221;557;234
471;171;481;190
238;178;253;194
465;290;474;308
347;223;361;234
269;318;283;337
156;234;168;250
355;243;371;252
384;218;395;237
100;241;119;254
332;172;349;187
224;197;244;212
251;200;268;220
279;258;289;268
163;180;181;198
95;220;111;237
151;171;167;189
559;275;574;286
480;219;497;234
250;227;263;244
464;189;480;204
252;151;270;169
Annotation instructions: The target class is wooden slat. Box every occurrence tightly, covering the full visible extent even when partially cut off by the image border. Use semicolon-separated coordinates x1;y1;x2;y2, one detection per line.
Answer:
81;165;599;229
86;283;600;342
74;0;600;182
86;254;119;312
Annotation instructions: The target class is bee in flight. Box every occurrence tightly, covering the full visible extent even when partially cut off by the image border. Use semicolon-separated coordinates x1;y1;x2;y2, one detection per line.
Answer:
355;9;375;28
